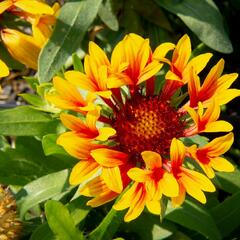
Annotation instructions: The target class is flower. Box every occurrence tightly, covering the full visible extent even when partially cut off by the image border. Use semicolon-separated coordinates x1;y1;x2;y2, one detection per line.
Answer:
184;101;233;136
188;133;234;178
0;0;54;15
46;34;238;222
114;151;179;222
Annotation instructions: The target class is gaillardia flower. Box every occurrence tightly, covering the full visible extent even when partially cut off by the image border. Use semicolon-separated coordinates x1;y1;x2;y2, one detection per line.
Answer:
47;34;238;222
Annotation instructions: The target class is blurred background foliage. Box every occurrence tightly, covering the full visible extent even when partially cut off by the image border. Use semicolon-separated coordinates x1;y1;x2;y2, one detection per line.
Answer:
0;0;240;239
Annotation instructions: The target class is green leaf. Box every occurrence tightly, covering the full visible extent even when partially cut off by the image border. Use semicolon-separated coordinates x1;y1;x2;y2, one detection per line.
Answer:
72;53;84;72
67;196;91;226
0;137;74;186
45;200;85;240
19;94;45;107
210;191;240;237
42;134;68;156
119;213;176;240
165;199;221;240
181;135;208;147
30;223;55;240
38;0;102;83
89;207;125;240
131;0;172;31
16;169;70;218
155;0;233;53
98;0;119;31
214;168;240;194
0;106;60;136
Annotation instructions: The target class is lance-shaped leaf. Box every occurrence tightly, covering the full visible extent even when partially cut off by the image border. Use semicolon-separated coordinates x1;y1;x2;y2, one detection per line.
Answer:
38;0;102;83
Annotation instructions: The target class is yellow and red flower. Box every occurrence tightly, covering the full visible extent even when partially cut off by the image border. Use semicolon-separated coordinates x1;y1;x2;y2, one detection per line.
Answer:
46;34;238;222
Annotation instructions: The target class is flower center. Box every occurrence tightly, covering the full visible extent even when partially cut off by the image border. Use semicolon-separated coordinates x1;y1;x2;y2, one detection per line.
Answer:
113;94;185;158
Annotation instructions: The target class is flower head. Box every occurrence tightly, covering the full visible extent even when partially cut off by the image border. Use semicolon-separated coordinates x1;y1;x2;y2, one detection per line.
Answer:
46;34;238;222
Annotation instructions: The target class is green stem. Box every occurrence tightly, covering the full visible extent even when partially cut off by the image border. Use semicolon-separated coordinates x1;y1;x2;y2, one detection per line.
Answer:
88;207;125;240
190;43;211;59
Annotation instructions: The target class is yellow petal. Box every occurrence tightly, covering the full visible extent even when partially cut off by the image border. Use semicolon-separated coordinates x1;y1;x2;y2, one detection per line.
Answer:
52;76;85;106
1;29;40;69
173;34;191;71
113;182;139;210
14;0;54;15
214;89;240;106
204;121;233;133
102;167;123;193
124;186;146;222
57;132;93;159
141;151;162;169
86;106;101;130
96;90;112;99
185;105;198;124
184;53;213;75
146;199;161;215
60;113;88;132
159;173;179;197
137;39;150;72
210;157;235;173
182;168;215;192
180;175;207;204
137;61;161;85
200;59;224;97
127;168;151;182
69;160;100;185
96;127;116;141
153;42;175;60
88;41;110;66
215;73;238;92
202;132;234;156
0;59;9;78
165;70;182;82
86;190;118;207
65;70;97;92
199;162;215;179
170;138;185;167
171;183;186;207
91;148;128;167
0;0;12;14
107;74;133;88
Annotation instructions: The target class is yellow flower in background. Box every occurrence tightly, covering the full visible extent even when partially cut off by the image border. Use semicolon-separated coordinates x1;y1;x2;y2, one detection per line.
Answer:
13;2;60;46
46;34;238;222
0;0;54;15
0;2;59;69
0;59;9;92
1;29;41;69
0;59;9;78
